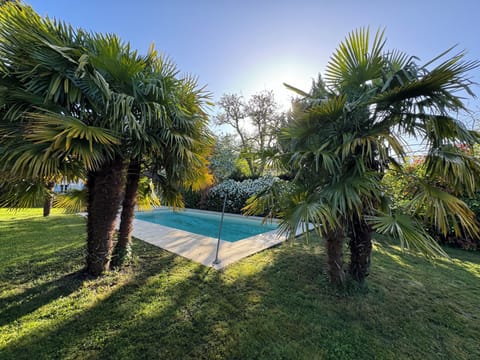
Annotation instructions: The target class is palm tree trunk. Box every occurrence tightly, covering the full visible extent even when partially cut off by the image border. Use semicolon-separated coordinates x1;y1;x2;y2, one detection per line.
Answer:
43;181;55;217
247;158;256;177
112;159;141;268
348;217;372;283
86;156;125;276
347;147;377;283
325;227;346;285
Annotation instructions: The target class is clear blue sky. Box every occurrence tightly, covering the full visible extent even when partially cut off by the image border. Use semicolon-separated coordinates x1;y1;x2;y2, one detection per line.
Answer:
27;0;480;115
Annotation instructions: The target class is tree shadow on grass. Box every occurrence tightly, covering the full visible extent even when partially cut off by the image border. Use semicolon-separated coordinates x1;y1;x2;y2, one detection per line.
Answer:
2;240;333;359
372;241;480;283
89;241;385;359
0;270;87;327
0;215;85;283
0;215;87;328
0;251;204;360
1;237;479;360
0;243;84;290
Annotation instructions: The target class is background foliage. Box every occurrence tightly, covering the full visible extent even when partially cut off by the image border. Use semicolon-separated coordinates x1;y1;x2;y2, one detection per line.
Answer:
382;157;480;250
184;176;280;214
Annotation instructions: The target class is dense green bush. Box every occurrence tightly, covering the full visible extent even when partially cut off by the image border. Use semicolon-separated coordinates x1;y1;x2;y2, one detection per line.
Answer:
464;193;480;219
182;188;203;209
444;192;480;250
382;158;480;250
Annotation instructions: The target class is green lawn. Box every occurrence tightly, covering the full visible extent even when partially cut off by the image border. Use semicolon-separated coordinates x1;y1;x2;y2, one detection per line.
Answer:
0;209;479;359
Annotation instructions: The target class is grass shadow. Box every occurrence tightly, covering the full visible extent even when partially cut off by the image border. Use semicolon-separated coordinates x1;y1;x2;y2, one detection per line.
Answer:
0;215;85;284
0;270;87;327
0;250;200;359
1;213;479;359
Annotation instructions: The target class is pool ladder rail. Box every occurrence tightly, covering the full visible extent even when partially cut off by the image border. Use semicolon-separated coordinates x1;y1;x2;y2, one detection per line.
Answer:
212;195;227;265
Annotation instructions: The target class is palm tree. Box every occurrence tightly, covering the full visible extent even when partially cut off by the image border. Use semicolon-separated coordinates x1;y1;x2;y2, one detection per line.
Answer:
0;176;59;217
0;3;213;275
0;4;127;275
111;88;213;268
82;37;213;267
246;28;480;285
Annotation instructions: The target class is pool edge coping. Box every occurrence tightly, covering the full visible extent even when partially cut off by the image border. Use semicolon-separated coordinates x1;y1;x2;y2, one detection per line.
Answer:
131;212;289;270
80;209;309;270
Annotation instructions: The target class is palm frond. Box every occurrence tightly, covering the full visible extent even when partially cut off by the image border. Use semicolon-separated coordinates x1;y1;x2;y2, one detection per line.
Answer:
372;50;479;111
283;83;310;97
325;27;386;90
409;180;479;238
0;179;49;209
366;212;448;258
424;144;480;195
54;188;86;213
322;169;382;217
26;111;120;150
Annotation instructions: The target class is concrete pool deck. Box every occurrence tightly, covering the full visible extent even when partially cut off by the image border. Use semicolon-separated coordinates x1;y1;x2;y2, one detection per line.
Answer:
130;210;308;270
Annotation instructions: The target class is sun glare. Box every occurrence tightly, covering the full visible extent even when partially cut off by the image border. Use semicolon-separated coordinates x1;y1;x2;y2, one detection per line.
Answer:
240;59;317;111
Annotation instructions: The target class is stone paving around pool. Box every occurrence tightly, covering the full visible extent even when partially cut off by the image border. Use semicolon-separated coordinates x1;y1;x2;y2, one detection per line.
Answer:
131;213;308;270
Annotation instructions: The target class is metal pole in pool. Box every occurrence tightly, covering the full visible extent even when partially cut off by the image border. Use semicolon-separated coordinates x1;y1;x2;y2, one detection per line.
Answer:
213;194;227;265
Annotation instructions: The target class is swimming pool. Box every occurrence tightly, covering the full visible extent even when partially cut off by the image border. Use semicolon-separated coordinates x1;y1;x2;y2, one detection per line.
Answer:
135;209;278;242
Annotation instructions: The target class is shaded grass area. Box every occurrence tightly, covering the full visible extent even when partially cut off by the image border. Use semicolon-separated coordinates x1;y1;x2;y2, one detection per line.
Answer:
0;209;479;359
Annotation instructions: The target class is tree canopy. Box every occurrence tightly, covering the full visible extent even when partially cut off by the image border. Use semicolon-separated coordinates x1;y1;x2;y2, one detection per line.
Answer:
215;90;285;177
246;28;480;284
0;2;213;275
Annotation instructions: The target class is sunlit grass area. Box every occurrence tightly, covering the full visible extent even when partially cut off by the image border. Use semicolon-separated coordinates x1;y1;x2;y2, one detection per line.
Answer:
1;209;479;359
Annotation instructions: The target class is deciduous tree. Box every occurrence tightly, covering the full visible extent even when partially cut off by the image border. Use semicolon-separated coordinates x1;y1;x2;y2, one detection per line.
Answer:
216;91;285;176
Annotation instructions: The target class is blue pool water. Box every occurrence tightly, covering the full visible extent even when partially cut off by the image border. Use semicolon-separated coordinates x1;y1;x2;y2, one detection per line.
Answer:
135;209;278;242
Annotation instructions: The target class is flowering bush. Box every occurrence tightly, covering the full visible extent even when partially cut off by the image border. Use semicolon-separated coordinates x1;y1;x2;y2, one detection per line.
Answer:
205;176;280;214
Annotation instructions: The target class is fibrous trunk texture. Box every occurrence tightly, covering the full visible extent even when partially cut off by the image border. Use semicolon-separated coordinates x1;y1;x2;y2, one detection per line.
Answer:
348;216;372;283
86;156;124;276
325;227;346;285
112;159;141;268
43;181;55;217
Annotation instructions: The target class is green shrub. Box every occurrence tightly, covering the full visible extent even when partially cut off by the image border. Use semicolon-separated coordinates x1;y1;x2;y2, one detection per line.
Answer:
382;158;480;251
182;188;203;209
